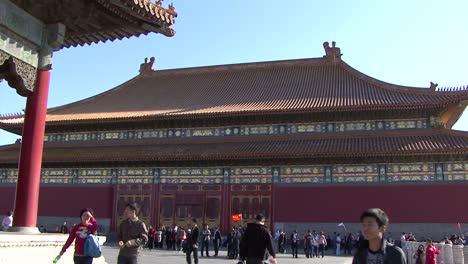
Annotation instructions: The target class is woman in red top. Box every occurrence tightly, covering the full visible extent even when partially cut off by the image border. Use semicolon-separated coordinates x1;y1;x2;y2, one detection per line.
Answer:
60;208;98;264
425;239;441;264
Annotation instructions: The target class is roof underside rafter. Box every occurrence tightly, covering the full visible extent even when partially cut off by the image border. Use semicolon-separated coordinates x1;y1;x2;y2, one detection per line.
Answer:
10;0;177;49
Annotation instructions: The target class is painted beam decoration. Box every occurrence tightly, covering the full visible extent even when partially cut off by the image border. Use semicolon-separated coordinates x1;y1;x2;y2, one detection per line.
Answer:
0;162;466;185
231;167;272;184
445;162;468;181
387;163;436;182
159;168;223;184
332;165;379;183
280;166;324;184
43;118;432;143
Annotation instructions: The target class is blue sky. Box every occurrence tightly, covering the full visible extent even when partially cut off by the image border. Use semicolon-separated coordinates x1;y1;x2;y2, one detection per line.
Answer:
1;0;467;145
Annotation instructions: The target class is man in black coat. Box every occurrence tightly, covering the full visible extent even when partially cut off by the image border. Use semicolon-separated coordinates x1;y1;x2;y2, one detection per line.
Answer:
290;230;299;258
278;230;286;254
186;218;200;264
213;226;222;256
239;214;276;264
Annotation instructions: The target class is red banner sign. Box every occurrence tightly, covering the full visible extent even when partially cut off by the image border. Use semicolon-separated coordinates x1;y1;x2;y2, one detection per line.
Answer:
232;213;242;222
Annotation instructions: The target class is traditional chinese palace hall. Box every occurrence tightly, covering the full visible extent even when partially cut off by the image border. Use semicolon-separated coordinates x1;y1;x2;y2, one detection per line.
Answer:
0;42;467;237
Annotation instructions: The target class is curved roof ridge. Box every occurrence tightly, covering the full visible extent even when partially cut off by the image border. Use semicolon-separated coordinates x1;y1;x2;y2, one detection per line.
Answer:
47;75;141;114
147;57;325;77
338;60;433;94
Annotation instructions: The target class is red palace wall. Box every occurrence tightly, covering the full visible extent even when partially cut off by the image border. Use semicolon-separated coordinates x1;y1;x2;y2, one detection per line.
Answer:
0;186;15;213
2;183;468;232
0;186;114;218
274;184;468;223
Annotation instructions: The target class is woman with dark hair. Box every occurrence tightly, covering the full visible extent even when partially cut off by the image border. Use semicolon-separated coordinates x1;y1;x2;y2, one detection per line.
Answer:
414;244;425;264
60;208;98;264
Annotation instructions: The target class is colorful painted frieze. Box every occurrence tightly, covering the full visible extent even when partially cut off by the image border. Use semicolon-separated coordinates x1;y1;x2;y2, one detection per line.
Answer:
1;162;464;185
444;162;468;181
387;163;435;182
280;166;324;184
44;118;430;143
332;165;378;183
159;167;223;184
230;167;272;184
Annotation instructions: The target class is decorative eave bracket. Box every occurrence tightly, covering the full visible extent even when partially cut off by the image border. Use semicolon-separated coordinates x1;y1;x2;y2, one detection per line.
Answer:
0;55;31;96
0;0;64;97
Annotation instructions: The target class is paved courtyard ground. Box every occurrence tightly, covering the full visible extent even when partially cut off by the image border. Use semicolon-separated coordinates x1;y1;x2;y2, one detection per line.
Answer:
101;245;353;264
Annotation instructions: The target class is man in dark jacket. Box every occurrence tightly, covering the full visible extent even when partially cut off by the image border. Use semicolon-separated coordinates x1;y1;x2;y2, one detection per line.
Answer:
213;227;222;256
352;208;406;264
239;214;276;264
278;230;286;254
186;218;200;264
290;230;299;258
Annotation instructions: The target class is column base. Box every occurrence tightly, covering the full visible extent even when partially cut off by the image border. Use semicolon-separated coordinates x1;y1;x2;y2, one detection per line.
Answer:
7;226;40;234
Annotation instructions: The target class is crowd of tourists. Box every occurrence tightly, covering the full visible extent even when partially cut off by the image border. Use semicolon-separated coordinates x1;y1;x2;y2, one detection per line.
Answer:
20;205;462;264
143;222;245;259
145;223;224;257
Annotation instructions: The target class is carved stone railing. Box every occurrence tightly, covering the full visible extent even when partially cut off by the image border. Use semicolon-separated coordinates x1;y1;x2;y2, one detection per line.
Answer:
0;232;107;264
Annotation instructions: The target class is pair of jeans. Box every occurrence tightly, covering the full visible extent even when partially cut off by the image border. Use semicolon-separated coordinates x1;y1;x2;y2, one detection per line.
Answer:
291;242;298;257
186;247;199;264
319;244;325;257
213;239;220;256
201;240;210;256
117;255;138;264
336;244;341;255
304;244;312;257
312;245;318;257
73;256;93;264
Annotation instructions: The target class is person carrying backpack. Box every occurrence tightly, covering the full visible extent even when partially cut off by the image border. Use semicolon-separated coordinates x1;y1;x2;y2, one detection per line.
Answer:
60;208;98;264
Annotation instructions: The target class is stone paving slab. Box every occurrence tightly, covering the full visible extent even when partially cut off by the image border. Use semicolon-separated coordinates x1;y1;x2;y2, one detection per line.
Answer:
101;246;353;264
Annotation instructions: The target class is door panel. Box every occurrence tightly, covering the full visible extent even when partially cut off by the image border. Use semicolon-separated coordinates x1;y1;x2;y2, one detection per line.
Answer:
159;193;221;229
115;184;153;229
231;194;271;228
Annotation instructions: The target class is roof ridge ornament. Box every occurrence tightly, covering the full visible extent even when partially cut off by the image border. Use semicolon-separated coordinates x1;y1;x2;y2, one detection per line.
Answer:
139;57;155;75
168;3;176;13
323;41;342;64
430;82;438;91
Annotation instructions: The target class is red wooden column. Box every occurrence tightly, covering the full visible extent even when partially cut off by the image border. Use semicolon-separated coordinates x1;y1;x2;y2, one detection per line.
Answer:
224;168;233;233
221;182;231;232
12;68;50;232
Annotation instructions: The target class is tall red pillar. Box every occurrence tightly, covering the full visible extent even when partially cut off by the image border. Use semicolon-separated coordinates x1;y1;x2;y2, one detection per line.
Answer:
12;68;50;232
